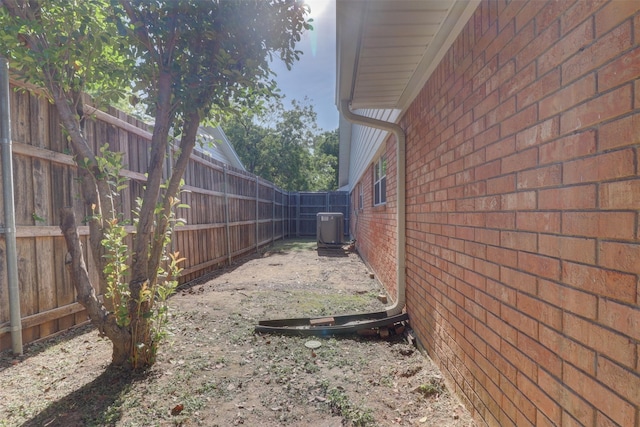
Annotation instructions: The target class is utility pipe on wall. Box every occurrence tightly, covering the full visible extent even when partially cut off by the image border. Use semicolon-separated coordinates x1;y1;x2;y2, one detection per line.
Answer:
0;58;23;355
339;100;406;317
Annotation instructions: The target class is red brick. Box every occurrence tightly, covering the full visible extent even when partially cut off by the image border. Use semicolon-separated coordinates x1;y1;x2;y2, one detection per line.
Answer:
539;324;596;376
487;174;516;195
474;228;500;246
474;159;500;180
517;69;561;110
563;149;635;185
596;1;640;36
599;46;640;91
539;19;593;76
501;61;536;100
564;313;636;368
560;0;607;35
501;339;538;379
486;60;515;94
464;148;487;170
517;371;562;424
563;363;636;426
473;56;499;92
487;245;518;270
596;411;627;427
516;118;559;151
516;20;560;69
498;0;527;32
539;130;596;164
488;311;517;346
501;104;538;138
502;147;538;174
487;96;516;128
538;369;595;426
562;260;636;304
633;15;640;54
538;278;597;319
563;21;633;84
501;190;537;210
517;293;562;331
517;164;562;189
514;1;544;33
474;90;500;120
596;356;640;406
486;137;516;164
519;251;561;281
538;185;596;209
488;346;517;385
600;179;640;210
599;113;640;151
500;230;536;252
537;1;576;32
516;212;561;233
500;266;538;294
560;85;633;134
538;234;596;264
539;74;596;119
599;240;640;275
599;299;640;344
486;212;515;230
474;195;500;211
563;211;636;240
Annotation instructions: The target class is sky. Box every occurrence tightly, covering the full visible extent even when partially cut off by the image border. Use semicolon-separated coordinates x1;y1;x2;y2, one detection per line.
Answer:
270;0;339;132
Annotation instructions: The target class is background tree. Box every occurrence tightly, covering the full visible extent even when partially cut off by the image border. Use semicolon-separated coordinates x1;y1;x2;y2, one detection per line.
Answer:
223;98;338;191
310;128;339;191
0;0;310;370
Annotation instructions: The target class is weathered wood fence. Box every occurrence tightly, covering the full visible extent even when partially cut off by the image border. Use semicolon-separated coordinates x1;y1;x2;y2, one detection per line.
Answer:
0;81;316;352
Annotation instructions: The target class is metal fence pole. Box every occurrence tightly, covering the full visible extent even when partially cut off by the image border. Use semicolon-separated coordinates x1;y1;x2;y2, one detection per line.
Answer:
0;57;23;355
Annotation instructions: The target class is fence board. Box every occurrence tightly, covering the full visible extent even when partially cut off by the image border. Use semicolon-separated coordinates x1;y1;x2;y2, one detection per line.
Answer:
35;236;56;337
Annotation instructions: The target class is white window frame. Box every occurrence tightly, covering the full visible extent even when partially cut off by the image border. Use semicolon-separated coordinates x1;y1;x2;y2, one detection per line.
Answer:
373;156;387;206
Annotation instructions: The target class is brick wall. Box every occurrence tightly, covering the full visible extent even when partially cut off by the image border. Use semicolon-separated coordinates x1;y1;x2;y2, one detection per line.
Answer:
350;137;399;298
352;1;640;426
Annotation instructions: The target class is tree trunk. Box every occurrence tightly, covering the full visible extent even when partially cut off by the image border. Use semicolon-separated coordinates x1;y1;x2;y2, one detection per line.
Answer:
60;207;133;368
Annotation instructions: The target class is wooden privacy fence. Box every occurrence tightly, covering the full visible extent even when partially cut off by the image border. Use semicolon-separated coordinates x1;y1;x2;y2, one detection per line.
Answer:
0;81;347;352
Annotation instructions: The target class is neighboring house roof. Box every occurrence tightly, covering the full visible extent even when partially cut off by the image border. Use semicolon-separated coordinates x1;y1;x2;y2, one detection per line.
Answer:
336;0;479;189
198;125;246;171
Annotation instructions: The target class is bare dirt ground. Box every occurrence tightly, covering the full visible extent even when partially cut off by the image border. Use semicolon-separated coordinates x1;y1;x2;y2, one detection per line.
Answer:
0;239;474;427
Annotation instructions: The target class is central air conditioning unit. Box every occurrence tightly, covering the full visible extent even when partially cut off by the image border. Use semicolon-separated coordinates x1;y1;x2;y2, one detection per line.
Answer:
317;212;344;248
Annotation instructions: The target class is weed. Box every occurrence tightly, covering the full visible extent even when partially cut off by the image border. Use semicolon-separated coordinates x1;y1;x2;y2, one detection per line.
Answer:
326;387;375;426
417;377;446;397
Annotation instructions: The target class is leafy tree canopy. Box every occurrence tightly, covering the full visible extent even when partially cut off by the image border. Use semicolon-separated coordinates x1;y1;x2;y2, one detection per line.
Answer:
223;98;338;192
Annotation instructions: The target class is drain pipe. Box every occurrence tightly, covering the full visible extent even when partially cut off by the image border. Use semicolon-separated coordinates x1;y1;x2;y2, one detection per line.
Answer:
0;58;23;355
339;100;406;317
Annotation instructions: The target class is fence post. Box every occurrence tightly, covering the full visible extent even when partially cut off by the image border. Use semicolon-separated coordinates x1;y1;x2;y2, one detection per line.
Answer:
255;176;259;252
271;182;275;243
296;192;300;238
223;165;232;265
0;57;22;355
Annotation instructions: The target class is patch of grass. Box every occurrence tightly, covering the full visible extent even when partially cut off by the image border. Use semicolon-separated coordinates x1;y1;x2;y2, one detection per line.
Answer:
262;239;316;255
326;387;375;426
417;377;446;397
267;290;381;317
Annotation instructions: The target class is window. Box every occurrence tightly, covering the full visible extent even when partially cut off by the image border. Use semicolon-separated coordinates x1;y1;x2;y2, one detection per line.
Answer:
373;156;387;206
358;183;363;210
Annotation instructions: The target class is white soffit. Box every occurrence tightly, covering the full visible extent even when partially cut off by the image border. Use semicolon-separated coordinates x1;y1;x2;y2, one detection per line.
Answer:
338;0;480;112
